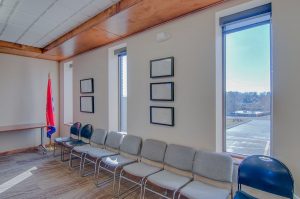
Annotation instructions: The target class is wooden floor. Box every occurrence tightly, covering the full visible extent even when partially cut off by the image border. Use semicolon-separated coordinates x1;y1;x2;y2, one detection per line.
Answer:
0;151;286;199
0;151;156;199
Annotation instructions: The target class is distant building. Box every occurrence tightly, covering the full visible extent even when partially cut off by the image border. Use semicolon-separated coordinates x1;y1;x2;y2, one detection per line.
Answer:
232;110;270;117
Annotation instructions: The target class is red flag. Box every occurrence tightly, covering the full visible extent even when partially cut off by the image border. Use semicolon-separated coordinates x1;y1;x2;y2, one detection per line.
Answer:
46;73;56;138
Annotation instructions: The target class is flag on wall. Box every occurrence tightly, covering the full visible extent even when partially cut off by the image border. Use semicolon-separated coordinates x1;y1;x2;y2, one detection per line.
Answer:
46;73;56;138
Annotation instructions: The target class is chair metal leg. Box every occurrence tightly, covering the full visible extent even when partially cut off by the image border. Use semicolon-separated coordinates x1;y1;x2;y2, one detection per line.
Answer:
117;173;141;199
117;171;123;198
80;153;88;176
93;159;98;178
172;191;176;199
62;146;70;162
53;143;56;156
142;179;147;199
113;170;117;193
177;193;181;199
79;156;97;177
61;145;63;161
140;184;143;199
96;160;102;179
69;150;73;168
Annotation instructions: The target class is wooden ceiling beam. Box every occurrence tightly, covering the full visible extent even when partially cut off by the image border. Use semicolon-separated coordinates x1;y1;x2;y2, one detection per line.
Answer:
0;0;228;61
0;40;41;54
43;0;141;51
0;40;47;59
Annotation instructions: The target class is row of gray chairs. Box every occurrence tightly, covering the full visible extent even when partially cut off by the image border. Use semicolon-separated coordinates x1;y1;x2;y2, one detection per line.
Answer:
67;129;233;199
69;129;141;193
120;140;233;199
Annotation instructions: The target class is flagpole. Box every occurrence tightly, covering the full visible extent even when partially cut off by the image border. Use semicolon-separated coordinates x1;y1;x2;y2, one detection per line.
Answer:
47;72;52;149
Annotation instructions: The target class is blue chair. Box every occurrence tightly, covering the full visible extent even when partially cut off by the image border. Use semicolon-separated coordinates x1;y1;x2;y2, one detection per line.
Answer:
234;155;294;199
62;124;94;161
53;122;82;159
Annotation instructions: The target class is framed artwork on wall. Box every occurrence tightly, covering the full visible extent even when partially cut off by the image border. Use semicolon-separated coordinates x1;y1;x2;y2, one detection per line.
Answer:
150;106;174;126
150;82;174;101
80;78;94;93
150;57;174;78
80;96;94;113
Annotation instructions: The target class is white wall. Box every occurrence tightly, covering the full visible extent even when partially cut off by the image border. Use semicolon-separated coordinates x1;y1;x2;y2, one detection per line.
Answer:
61;47;109;130
126;12;217;151
272;0;300;196
60;0;300;195
0;53;59;152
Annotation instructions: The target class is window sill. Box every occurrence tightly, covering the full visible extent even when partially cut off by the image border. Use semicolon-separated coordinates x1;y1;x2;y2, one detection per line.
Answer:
233;157;243;165
225;152;245;165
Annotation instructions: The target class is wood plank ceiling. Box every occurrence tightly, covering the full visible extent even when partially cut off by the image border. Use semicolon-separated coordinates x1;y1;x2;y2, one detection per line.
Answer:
0;0;227;61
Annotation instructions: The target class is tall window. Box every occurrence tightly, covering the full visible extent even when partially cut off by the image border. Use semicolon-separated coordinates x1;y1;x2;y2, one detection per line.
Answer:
63;61;73;124
119;52;127;132
221;4;272;156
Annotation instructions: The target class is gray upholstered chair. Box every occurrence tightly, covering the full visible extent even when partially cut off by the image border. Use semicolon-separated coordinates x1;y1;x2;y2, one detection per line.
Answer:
81;131;124;178
96;134;142;194
178;151;233;199
118;139;167;198
69;128;108;174
143;144;196;199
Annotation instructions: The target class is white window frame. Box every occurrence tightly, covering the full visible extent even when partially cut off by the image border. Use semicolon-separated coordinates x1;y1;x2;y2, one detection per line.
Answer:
215;0;273;156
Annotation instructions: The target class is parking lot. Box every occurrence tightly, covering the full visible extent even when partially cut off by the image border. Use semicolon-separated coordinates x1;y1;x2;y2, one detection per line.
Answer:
226;118;270;155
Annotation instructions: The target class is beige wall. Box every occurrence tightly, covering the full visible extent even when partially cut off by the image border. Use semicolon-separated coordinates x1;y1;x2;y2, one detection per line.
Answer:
0;53;59;152
60;47;109;134
272;0;300;196
60;0;300;196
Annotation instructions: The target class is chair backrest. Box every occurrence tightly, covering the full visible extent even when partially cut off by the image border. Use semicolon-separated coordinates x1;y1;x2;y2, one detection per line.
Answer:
120;135;142;155
91;128;108;146
70;122;81;137
80;124;94;140
141;139;167;163
193;150;233;183
164;144;195;172
105;131;124;150
238;155;294;199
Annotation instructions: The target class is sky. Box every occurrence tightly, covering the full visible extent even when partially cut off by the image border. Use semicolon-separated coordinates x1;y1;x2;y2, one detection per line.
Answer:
226;23;271;93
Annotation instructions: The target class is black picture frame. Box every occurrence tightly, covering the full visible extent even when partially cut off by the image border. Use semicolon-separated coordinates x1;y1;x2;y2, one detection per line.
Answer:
80;78;94;94
80;96;94;113
150;106;175;126
150;57;174;78
150;82;174;101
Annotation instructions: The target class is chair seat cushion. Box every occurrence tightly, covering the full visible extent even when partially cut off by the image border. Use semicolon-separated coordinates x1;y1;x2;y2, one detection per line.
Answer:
55;137;72;143
102;155;136;167
73;145;93;153
180;181;230;199
87;148;117;158
123;162;161;178
147;170;191;191
234;191;257;199
64;140;87;148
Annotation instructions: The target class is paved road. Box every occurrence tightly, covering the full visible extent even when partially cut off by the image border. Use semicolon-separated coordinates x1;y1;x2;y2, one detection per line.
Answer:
226;119;270;155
